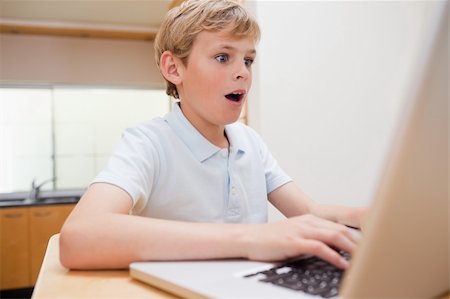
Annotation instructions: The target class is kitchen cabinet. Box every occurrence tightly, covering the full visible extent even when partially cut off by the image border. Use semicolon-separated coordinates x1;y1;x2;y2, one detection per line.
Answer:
0;203;75;290
29;204;74;284
0;208;30;289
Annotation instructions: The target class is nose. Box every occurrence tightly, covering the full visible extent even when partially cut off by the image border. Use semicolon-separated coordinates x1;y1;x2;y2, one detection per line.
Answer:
234;62;250;81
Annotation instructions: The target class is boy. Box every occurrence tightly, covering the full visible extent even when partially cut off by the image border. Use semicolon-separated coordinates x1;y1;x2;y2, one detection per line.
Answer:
60;0;366;270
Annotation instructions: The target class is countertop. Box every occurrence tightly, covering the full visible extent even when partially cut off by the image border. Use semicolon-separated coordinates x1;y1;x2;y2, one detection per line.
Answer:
0;189;83;208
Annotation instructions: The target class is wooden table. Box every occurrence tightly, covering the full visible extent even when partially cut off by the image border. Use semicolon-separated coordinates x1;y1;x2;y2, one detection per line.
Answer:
31;234;178;299
32;234;449;299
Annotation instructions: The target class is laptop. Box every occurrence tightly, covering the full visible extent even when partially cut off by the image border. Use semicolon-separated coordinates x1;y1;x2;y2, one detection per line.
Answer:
130;4;448;299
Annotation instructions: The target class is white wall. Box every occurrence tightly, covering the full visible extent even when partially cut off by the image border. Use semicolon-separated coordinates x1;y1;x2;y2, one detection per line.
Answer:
0;88;53;192
248;1;443;220
52;88;169;189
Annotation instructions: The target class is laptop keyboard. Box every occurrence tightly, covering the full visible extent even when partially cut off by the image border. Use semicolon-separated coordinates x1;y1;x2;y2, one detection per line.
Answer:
243;251;350;298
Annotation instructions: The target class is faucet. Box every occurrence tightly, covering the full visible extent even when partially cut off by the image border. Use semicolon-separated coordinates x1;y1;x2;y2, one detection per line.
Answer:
28;177;56;201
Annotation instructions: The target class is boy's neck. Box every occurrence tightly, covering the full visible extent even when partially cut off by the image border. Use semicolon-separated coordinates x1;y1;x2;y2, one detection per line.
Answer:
204;128;229;149
179;103;229;149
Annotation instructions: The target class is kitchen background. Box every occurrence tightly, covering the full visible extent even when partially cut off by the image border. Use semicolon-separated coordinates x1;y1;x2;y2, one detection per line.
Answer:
0;0;445;297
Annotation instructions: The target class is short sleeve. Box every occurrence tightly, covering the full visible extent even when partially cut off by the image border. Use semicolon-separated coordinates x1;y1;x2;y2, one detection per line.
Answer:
253;131;292;194
92;125;158;214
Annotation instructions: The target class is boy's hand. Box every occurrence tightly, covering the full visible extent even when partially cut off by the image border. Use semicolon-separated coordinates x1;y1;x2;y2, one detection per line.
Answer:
311;203;369;231
243;214;360;269
345;206;369;231
268;182;369;230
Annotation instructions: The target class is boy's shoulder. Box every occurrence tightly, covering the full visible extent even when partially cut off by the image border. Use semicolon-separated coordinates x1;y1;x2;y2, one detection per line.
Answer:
121;116;172;147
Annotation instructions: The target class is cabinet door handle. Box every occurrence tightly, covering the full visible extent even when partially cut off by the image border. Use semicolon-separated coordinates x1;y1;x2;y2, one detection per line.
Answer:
33;211;52;217
3;213;23;219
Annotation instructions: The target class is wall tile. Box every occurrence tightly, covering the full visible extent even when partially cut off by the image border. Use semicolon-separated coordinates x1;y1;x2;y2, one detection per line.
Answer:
55;156;95;189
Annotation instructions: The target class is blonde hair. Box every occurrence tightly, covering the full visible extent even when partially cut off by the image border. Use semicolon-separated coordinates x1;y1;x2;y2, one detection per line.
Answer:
154;0;260;99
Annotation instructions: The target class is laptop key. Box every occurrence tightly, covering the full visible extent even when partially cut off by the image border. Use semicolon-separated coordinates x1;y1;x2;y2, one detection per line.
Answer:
244;252;350;298
323;287;339;298
259;271;292;283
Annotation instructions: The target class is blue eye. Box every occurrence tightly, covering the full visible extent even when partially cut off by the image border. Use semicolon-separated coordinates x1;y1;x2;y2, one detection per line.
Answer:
245;58;254;67
215;54;229;63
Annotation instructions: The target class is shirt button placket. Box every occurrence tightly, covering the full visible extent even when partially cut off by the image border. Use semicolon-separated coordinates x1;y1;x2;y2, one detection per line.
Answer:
221;148;228;159
231;186;237;197
226;183;241;222
226;149;242;222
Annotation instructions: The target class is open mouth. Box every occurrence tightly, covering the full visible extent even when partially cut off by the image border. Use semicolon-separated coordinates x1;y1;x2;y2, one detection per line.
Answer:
225;91;245;102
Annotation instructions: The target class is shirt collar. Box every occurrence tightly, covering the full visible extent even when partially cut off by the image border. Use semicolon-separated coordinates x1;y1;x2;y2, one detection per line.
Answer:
224;124;247;156
164;103;247;162
164;103;220;162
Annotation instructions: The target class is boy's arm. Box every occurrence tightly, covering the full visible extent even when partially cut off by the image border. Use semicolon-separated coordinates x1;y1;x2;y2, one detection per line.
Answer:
60;183;245;269
60;183;358;270
268;181;367;229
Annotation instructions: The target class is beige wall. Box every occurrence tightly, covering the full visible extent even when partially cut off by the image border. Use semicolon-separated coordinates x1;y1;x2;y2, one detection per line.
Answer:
0;33;164;88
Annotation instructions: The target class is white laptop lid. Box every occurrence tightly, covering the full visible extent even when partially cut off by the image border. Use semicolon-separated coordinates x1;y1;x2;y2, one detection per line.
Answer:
130;3;448;299
341;3;448;298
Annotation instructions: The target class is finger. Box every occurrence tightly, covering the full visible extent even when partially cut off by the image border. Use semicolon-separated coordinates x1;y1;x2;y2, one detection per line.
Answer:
298;239;349;270
347;226;362;241
305;227;357;255
300;216;361;244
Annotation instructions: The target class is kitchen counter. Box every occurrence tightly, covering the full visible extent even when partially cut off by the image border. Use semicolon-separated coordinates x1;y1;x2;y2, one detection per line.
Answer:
0;189;83;208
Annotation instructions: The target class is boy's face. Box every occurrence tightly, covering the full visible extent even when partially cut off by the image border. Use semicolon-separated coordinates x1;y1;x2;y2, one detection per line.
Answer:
175;28;256;133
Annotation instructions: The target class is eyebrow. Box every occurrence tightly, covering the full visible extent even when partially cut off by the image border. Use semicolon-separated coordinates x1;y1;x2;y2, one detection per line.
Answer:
217;45;257;55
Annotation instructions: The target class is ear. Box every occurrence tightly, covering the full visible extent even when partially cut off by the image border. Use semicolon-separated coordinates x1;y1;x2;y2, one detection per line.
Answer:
159;51;183;85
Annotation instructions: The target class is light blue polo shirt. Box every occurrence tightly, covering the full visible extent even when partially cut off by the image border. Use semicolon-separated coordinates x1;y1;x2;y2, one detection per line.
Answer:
93;103;291;223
